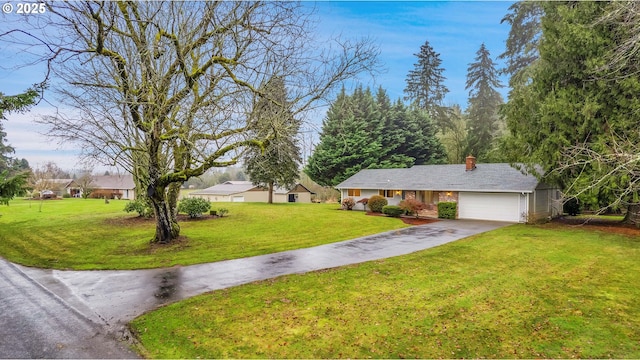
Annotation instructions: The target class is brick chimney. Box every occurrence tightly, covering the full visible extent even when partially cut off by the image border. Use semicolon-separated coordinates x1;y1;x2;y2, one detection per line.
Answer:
465;155;476;171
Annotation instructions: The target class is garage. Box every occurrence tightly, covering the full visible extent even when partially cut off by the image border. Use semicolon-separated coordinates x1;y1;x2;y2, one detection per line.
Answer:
458;192;523;222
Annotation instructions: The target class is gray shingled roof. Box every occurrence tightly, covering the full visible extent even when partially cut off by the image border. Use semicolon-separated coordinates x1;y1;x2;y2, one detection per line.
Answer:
336;163;542;193
189;181;258;196
92;175;135;190
191;181;314;196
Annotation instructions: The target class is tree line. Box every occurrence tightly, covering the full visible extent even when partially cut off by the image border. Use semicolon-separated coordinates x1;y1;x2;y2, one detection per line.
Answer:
306;39;505;187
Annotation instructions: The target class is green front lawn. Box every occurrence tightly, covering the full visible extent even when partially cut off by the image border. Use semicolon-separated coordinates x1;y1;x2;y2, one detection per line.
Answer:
0;199;408;270
131;224;640;358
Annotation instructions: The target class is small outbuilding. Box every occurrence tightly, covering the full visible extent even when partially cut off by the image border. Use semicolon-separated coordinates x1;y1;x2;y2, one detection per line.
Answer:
336;156;561;223
188;181;314;203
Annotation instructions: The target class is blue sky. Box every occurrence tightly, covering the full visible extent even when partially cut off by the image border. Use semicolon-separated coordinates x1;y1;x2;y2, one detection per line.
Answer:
1;1;514;172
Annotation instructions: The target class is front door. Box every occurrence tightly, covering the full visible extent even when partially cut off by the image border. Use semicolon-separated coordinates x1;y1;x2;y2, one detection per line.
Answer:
288;194;296;203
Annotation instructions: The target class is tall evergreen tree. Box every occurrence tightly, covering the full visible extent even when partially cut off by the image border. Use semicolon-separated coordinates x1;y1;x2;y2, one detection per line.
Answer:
305;86;445;187
243;76;302;204
464;43;504;160
305;87;381;187
1;87;39;205
438;105;468;164
404;40;450;132
502;2;640;219
498;1;543;84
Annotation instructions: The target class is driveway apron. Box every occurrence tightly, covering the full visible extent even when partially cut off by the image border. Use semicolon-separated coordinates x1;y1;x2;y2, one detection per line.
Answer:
3;219;510;357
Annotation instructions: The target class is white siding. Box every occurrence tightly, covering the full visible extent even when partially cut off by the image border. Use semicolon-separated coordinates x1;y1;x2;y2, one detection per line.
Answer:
458;192;521;222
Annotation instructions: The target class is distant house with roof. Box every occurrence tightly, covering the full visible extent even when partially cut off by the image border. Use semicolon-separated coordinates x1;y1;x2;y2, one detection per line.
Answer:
336;156;561;223
39;174;136;199
188;181;314;203
90;174;136;199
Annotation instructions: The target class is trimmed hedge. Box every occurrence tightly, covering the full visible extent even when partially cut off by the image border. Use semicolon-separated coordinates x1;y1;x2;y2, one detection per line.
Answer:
382;205;403;217
437;202;457;219
368;195;388;213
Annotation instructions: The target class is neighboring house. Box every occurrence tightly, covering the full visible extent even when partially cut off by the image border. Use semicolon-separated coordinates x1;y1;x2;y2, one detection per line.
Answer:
188;181;314;203
336;156;561;223
41;179;77;197
82;174;136;200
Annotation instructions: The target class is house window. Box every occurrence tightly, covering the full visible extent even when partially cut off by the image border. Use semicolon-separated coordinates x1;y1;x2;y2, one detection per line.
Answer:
348;189;361;196
379;190;395;198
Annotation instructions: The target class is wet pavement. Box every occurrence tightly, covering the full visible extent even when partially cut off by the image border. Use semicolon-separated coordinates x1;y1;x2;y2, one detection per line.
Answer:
2;219;510;357
0;260;138;358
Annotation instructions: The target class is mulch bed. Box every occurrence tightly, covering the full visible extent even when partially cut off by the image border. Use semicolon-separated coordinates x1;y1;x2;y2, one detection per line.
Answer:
364;211;439;225
552;216;640;237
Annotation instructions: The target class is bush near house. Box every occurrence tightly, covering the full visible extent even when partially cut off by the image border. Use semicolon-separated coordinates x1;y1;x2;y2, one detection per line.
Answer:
382;205;403;217
124;199;154;218
368;195;388;213
399;198;426;218
90;189;122;199
437;202;457;219
178;197;211;218
564;198;581;216
341;197;356;210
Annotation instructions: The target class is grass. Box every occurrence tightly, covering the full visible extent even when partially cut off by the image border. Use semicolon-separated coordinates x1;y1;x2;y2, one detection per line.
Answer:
130;223;640;358
0;199;408;270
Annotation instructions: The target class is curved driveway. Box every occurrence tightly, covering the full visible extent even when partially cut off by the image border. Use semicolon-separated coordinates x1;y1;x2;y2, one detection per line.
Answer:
1;219;510;358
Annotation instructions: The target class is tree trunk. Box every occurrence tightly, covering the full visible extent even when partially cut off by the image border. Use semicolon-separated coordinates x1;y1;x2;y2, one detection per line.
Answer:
149;183;181;244
622;204;640;227
268;181;274;204
167;182;182;221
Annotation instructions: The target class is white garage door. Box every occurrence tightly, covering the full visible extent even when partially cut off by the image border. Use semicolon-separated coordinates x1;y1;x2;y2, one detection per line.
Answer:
232;196;245;202
458;192;520;222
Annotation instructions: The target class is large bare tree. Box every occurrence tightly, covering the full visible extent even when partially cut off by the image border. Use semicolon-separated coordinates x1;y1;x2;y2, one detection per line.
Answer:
2;1;379;243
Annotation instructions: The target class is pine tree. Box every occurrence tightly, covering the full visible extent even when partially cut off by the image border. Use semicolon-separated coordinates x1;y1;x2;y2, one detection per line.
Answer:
305;86;381;187
243;76;302;203
502;2;640;219
498;1;543;83
464;43;504;160
404;40;450;132
438;105;468;164
0;87;39;205
305;86;445;187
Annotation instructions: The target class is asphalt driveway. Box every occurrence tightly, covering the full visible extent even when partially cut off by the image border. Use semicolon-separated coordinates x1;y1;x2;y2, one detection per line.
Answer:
1;219;510;358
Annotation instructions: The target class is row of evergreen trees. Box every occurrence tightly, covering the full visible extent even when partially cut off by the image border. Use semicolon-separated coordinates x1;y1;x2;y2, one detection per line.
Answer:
305;87;446;187
305;40;505;187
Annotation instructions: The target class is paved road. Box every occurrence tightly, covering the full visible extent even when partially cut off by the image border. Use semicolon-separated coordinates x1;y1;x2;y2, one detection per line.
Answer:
0;260;138;358
2;219;510;358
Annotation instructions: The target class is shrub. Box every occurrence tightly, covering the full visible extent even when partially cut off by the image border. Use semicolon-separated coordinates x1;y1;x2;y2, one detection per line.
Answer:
342;197;356;210
563;198;580;216
124;199;153;218
90;189;121;199
178;197;211;218
437;202;457;219
356;197;369;210
368;195;388;213
399;198;426;218
218;208;229;217
382;205;403;217
62;193;71;199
